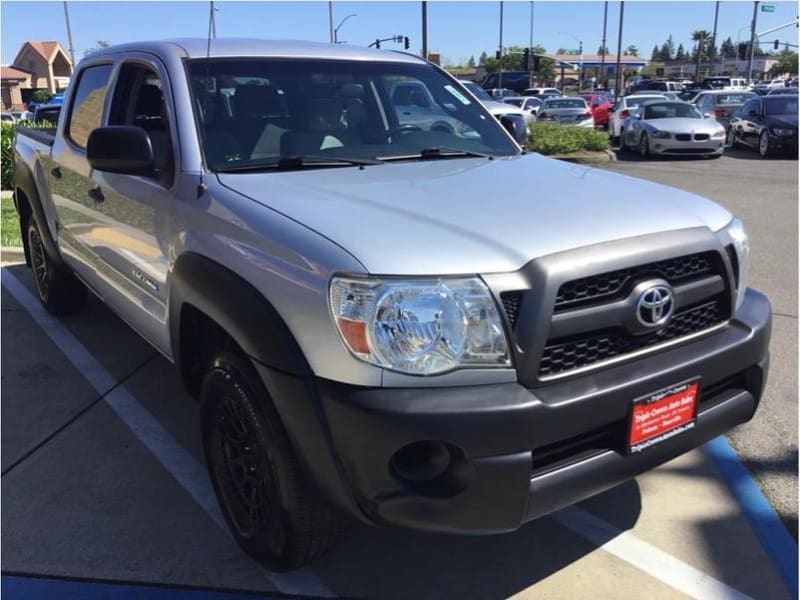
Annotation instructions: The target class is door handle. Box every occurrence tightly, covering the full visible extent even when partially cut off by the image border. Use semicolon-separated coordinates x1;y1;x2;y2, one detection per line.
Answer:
88;186;104;204
51;166;62;179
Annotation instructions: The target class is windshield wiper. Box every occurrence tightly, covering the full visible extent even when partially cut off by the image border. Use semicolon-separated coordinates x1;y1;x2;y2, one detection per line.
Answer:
380;147;497;162
215;155;383;173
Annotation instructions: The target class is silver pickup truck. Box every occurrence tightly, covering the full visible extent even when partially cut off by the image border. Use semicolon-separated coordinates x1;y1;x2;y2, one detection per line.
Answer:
13;39;771;571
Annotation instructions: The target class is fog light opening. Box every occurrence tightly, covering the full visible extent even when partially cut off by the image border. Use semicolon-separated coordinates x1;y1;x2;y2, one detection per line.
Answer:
390;440;473;497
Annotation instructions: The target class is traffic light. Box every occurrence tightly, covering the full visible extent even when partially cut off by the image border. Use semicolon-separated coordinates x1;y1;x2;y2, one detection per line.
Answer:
495;50;501;60
404;36;410;50
774;39;780;50
375;39;381;49
737;43;748;60
532;55;541;72
523;47;530;71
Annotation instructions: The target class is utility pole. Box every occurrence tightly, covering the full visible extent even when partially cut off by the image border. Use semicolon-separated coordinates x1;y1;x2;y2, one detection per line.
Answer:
498;1;504;90
422;1;428;59
529;1;534;49
614;1;624;99
328;1;334;43
210;1;217;38
711;0;720;74
62;1;76;70
600;0;608;86
747;1;759;82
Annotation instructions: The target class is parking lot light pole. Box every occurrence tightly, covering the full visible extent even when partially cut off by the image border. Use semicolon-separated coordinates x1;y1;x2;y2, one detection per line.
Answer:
747;1;759;82
498;1;504;90
62;1;76;70
614;0;624;100
560;32;583;90
334;13;357;43
600;1;608;87
422;1;428;59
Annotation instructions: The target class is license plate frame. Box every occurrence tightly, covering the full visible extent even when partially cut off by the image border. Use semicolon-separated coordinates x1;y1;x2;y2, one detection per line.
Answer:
628;378;700;454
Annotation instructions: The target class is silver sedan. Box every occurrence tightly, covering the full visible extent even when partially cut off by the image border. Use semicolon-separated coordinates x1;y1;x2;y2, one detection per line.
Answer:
620;100;726;158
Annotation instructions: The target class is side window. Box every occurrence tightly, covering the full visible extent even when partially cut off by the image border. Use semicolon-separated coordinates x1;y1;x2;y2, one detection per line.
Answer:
109;63;174;186
67;64;113;149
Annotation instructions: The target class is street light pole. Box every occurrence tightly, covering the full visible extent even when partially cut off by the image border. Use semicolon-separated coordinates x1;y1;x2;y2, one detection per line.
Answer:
328;1;334;43
333;13;356;43
422;1;428;59
711;0;720;74
559;32;583;90
498;1;504;90
529;1;534;49
747;1;759;82
62;1;76;70
210;1;217;38
614;0;625;99
600;0;608;86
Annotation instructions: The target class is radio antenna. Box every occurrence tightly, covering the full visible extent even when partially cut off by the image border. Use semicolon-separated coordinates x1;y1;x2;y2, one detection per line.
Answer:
198;1;215;196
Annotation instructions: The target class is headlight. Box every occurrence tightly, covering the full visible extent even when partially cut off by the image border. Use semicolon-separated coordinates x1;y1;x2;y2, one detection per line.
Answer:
772;128;793;136
722;218;749;310
651;130;671;139
329;277;511;375
711;129;726;139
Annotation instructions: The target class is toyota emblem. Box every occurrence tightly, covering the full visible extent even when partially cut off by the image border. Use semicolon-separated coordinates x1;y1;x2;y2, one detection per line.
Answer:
636;285;674;327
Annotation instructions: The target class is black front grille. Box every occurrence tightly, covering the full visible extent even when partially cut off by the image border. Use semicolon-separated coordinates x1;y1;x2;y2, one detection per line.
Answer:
501;292;523;328
554;252;714;312
675;133;691;141
694;133;710;141
539;300;725;377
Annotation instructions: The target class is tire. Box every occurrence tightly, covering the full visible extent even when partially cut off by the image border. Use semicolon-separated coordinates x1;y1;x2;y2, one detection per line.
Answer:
200;350;339;571
618;129;627;152
27;214;87;315
707;153;722;159
726;127;738;149
758;131;771;158
639;133;649;158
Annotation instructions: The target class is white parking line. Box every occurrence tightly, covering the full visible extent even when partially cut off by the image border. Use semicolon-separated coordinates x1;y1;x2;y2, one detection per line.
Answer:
1;269;336;599
553;506;754;600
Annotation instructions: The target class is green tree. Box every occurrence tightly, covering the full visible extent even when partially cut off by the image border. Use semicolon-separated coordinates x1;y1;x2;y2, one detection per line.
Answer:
482;45;555;80
467;55;476;68
651;44;660;61
659;35;675;61
478;51;488;65
83;39;110;57
597;44;609;55
691;29;712;79
720;37;735;59
769;50;798;76
675;43;686;61
624;44;639;56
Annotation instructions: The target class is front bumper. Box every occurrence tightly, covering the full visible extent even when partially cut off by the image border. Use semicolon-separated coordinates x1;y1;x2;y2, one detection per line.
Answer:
769;133;798;153
651;137;725;155
271;289;770;534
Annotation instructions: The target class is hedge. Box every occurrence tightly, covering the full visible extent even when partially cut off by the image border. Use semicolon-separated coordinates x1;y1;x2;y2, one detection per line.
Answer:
527;123;610;155
1;120;54;191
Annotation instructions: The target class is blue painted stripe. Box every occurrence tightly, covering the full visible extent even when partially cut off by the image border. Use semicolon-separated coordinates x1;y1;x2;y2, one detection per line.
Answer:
705;436;799;599
1;576;281;600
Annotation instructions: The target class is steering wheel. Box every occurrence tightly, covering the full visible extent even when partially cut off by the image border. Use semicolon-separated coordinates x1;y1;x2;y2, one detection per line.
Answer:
382;124;423;141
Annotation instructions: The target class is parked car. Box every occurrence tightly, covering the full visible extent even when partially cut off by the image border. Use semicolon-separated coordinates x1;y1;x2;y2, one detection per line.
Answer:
31;103;61;125
620;100;725;158
484;88;516;99
692;91;757;130
578;93;612;128
481;70;531;94
726;94;798;158
536;97;594;127
609;94;668;140
10;110;33;121
629;80;682;94
14;38;770;572
458;81;532;129
523;87;561;97
501;96;541;124
753;81;771;96
1;112;15;123
629;90;681;101
679;88;705;102
768;87;797;96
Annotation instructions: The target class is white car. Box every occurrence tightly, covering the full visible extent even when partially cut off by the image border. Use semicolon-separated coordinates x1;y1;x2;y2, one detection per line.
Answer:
609;94;668;140
458;81;529;123
502;96;541;124
523;87;561;97
536;97;594;127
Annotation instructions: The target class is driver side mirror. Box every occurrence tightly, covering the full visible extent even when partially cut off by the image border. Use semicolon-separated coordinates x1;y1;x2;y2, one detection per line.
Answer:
703;112;713;119
87;126;155;175
748;109;760;118
499;114;528;145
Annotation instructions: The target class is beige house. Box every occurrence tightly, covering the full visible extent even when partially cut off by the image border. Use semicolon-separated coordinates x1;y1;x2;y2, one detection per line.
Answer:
1;41;73;109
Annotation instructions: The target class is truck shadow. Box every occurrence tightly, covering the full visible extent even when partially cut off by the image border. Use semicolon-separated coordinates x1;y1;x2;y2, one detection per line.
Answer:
314;481;642;600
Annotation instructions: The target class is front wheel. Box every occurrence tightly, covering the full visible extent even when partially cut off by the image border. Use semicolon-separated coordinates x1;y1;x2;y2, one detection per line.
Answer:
726;127;738;149
758;131;771;158
200;351;339;571
639;133;650;158
27;214;86;315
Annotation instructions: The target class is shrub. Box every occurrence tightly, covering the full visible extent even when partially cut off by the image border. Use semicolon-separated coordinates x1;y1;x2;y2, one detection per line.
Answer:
1;120;54;190
31;89;50;104
527;123;610;155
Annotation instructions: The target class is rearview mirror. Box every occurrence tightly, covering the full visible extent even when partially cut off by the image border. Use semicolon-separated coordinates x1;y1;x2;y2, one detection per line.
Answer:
87;126;155;176
748;109;760;118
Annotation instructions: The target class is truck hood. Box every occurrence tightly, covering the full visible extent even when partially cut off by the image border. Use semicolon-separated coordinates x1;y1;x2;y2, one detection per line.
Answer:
482;100;525;117
218;154;732;275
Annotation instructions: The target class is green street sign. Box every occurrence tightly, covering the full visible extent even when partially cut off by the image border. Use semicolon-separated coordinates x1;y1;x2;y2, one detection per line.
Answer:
761;4;775;12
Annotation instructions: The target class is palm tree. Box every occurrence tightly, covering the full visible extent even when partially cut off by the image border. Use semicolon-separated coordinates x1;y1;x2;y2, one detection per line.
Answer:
691;30;713;80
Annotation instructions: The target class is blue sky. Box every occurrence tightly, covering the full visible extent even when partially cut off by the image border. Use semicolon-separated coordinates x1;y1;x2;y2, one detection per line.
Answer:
2;1;797;67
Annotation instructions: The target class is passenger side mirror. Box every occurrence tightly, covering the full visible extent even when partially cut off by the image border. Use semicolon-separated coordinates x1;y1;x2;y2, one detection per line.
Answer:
703;112;713;119
749;109;760;118
87;126;155;176
499;114;528;145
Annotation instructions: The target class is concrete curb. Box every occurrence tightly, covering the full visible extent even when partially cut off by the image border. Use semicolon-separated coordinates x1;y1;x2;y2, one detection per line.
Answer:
1;247;25;263
551;150;616;165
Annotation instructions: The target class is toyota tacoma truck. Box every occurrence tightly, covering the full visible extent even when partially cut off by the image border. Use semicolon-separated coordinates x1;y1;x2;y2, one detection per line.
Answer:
13;39;771;571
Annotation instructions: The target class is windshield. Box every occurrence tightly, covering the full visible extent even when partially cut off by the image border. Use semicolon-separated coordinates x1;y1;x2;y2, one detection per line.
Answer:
188;59;518;171
643;102;702;119
504;98;523;107
765;97;798;116
461;81;493;102
626;96;665;108
543;98;586;110
714;93;754;105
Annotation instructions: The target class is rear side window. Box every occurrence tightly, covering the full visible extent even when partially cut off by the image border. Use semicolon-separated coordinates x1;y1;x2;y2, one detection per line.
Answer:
67;64;113;149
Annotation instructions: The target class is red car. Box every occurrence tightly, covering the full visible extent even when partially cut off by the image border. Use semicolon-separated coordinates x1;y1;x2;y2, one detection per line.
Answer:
579;93;612;128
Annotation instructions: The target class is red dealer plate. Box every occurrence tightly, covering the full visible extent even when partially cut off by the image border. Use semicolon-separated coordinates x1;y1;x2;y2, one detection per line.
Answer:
628;380;700;454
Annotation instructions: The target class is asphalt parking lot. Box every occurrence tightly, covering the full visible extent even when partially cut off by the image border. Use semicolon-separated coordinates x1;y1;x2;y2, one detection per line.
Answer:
2;150;798;599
